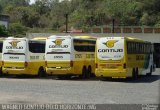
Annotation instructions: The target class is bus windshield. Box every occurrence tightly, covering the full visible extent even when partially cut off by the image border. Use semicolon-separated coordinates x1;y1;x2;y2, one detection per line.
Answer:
97;37;124;60
45;37;71;61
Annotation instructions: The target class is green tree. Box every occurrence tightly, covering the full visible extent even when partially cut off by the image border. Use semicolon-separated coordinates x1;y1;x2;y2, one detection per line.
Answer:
0;4;2;13
0;0;160;34
9;23;28;37
33;0;51;15
0;25;9;37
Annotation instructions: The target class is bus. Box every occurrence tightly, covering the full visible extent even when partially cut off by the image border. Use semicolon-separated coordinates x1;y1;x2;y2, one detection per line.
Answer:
45;35;96;79
2;37;46;76
95;37;155;79
0;38;4;76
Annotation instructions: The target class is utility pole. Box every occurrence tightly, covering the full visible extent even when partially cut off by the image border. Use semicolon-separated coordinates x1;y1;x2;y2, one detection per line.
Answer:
112;18;115;33
65;13;68;33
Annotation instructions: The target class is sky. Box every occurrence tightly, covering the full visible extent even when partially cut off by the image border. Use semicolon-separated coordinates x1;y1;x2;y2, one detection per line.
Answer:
29;0;66;4
30;0;35;4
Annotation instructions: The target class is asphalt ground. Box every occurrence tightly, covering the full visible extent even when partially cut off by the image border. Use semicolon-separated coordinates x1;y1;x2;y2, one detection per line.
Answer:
0;69;159;104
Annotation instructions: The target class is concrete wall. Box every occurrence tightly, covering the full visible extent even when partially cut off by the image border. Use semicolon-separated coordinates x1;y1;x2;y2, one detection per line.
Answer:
0;15;9;29
27;33;160;43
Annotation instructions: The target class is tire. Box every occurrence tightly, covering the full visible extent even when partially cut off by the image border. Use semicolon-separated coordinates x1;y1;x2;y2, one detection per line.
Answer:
65;75;71;79
0;67;3;77
100;77;106;81
57;75;65;80
81;66;87;79
100;77;111;81
87;66;91;78
132;68;138;80
38;67;45;77
136;68;139;76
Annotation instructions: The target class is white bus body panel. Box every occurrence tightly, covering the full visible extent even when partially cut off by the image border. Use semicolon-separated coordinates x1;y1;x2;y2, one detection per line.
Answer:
97;37;124;61
45;36;73;61
2;38;28;62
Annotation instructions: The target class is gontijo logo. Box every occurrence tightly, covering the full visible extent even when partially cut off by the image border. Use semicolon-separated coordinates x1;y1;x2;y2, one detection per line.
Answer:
98;40;123;53
103;40;118;48
53;39;64;46
49;39;68;48
6;40;23;49
9;41;20;48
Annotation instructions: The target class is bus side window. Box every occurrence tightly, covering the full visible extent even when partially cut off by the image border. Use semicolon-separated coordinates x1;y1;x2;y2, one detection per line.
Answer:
136;43;139;54
133;42;136;54
74;45;95;52
88;46;95;52
127;42;129;53
131;43;133;53
146;44;150;54
29;41;45;53
149;44;152;54
74;39;95;52
142;44;145;54
127;42;133;54
139;43;143;54
0;42;3;53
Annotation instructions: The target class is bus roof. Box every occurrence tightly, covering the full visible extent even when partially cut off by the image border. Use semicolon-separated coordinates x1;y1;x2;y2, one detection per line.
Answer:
32;37;47;40
99;36;150;43
5;37;27;40
74;35;98;39
125;37;150;43
47;35;96;42
48;35;71;39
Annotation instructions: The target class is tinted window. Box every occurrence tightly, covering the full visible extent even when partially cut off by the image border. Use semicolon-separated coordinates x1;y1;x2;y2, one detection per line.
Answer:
74;45;95;52
73;39;96;52
74;39;95;44
29;41;45;53
0;41;3;53
127;41;151;54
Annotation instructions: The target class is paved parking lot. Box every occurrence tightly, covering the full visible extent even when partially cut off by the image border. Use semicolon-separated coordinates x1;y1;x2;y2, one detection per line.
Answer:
0;69;159;104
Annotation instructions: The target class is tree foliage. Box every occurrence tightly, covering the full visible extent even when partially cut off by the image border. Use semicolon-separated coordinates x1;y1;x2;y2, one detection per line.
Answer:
0;0;160;36
0;25;9;37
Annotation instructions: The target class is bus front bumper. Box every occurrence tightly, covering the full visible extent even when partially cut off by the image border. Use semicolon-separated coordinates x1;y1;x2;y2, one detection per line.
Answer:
95;68;128;78
45;67;74;75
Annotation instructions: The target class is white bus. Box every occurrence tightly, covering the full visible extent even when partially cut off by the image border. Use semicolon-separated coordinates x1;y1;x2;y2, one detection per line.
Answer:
45;35;96;79
2;37;46;76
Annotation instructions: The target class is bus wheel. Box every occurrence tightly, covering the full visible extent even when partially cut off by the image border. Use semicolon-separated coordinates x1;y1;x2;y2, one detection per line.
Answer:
132;68;138;80
38;67;46;77
147;66;152;76
87;66;91;78
65;75;71;79
0;67;3;77
57;75;65;80
81;66;87;79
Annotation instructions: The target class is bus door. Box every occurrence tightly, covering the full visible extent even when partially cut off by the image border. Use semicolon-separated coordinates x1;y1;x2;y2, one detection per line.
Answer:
45;37;73;68
96;37;125;69
2;38;27;68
